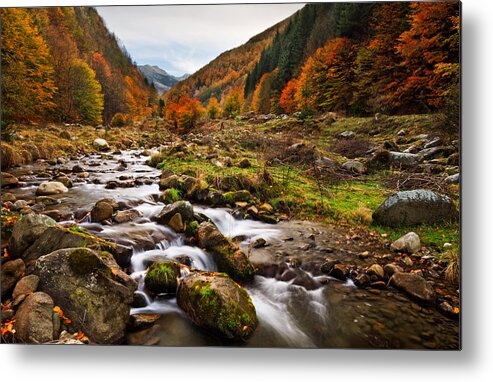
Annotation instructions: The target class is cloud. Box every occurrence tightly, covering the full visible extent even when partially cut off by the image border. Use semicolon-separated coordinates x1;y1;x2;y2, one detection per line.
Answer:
96;3;304;76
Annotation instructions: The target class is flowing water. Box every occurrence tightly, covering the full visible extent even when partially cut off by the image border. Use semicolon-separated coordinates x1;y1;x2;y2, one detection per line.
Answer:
6;150;460;348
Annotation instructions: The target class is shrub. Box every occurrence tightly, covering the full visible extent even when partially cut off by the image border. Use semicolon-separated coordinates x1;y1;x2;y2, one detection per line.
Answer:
330;139;371;159
111;113;126;127
443;248;459;285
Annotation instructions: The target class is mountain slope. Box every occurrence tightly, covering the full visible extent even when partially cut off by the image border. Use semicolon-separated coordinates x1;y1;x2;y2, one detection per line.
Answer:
1;7;156;125
138;64;188;94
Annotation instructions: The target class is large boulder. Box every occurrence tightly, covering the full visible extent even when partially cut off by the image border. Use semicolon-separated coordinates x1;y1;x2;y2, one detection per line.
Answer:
8;213;57;258
156;200;194;226
372;189;459;227
391;232;421;254
197;222;255;281
32;248;136;344
36;181;68;196
1;259;25;299
9;215;116;266
389;151;422;168
390;272;435;304
144;261;181;294
93;138;110;151
14;292;54;343
177;272;258;341
1;172;19;188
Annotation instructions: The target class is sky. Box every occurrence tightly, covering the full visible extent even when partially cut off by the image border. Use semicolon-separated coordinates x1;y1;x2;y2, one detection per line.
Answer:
96;3;305;77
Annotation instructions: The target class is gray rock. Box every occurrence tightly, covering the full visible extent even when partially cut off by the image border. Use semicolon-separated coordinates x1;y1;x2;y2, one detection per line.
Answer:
113;209;143;224
36;181;68;196
12;200;29;211
390;272;435;304
1;172;19;188
418;146;455;160
93;138;110;151
1;259;25;299
14;292;54;343
2;192;16;202
445;173;460;184
389;151;422;168
339;131;355;139
33;248;136;344
177;271;258;341
372;189;459;227
342;160;366;174
8;213;57;258
391;232;421;254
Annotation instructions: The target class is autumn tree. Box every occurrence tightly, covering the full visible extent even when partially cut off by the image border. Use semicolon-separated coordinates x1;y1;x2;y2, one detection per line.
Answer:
1;9;56;126
280;78;300;114
252;73;273;114
393;2;460;112
222;88;244;117
68;59;104;124
166;96;205;130
207;96;221;119
351;2;411;114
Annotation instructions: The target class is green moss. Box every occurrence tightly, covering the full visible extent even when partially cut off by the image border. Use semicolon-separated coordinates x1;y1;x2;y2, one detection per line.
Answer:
145;261;181;294
210;244;255;282
163;187;181;204
67;248;106;275
185;220;199;236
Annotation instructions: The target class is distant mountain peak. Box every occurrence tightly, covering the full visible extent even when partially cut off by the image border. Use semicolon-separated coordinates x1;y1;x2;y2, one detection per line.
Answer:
138;64;187;95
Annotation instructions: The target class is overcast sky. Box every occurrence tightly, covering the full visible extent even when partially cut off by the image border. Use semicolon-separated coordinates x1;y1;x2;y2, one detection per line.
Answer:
96;4;304;77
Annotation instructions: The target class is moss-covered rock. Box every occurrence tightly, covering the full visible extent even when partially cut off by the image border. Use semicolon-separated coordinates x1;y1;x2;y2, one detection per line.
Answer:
144;261;181;294
177;271;258;341
222;190;253;205
156;200;194;226
32;248;136;344
197;222;255;281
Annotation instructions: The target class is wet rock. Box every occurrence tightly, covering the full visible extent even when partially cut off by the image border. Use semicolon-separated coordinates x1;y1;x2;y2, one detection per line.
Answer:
14;292;54;343
372;189;459;227
33;248;136;344
252;238;267;248
159;174;180;190
259;203;274;213
2;192;16;202
197;222;255;281
438;301;459;319
128;313;161;331
132;292;148;308
36;181;68;196
177;271;258;341
8;213;57;258
72;164;85;173
370;281;387;290
292;271;321;290
35;196;59;206
168;213;185;233
445;173;460;184
2;172;19;188
389;272;435;304
391;232;421;254
91;200;114;222
389;151;422;168
342;160;366;174
383;263;403;277
329;264;349;280
126;324;161;346
112;244;133;269
1;259;25;299
113;209;143;224
354;273;370;287
93;138;110;151
157;201;194;226
237;158;252;168
367;264;385;279
12;200;29;211
144;261;181;294
320;260;338;274
12;274;39;306
105;181;118;189
205;190;225;206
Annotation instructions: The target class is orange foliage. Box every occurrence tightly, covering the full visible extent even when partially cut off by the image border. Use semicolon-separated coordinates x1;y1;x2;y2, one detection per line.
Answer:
166;96;205;130
279;78;299;114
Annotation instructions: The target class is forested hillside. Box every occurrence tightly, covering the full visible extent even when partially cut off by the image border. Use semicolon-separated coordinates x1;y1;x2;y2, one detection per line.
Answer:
1;7;157;128
165;2;459;128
